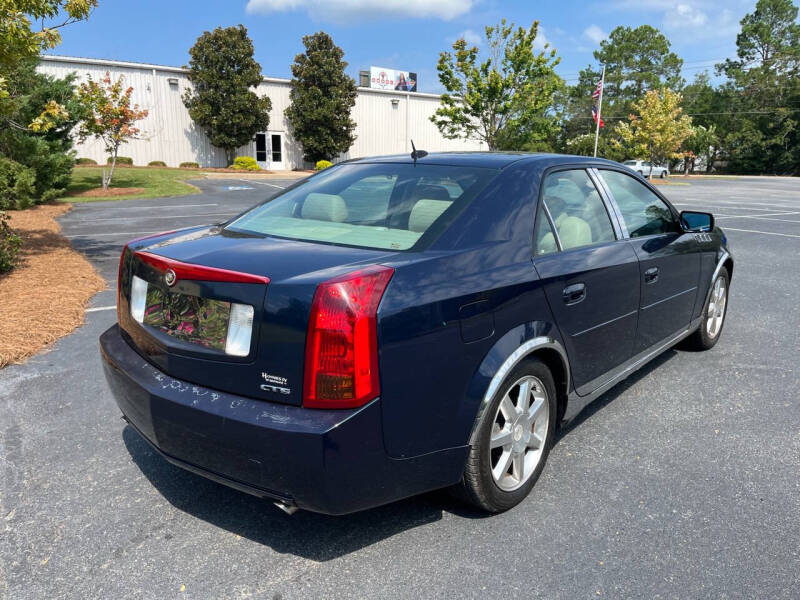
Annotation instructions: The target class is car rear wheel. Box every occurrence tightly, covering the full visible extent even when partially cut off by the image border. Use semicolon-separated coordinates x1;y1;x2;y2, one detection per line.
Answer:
454;357;557;512
685;267;729;350
660;170;667;178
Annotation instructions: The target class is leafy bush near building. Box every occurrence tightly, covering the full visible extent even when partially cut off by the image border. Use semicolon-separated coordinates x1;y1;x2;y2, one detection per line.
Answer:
315;160;332;171
0;158;36;210
231;156;260;171
179;162;199;169
148;160;167;167
76;157;97;165
0;60;83;205
108;156;133;165
0;212;23;273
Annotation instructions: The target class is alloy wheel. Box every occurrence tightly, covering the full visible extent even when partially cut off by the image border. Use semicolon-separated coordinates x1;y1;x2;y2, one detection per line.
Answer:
489;375;550;492
706;276;727;338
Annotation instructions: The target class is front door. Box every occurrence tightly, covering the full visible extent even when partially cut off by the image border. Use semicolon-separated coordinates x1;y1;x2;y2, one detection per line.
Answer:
597;169;700;352
255;133;284;170
533;168;640;393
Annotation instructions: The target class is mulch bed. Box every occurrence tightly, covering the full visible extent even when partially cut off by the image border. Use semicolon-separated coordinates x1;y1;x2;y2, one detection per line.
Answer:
72;187;146;198
0;204;106;368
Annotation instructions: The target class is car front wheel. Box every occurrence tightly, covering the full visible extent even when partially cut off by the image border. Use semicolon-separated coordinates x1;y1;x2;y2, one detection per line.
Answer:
660;170;667;178
454;357;557;512
685;267;729;350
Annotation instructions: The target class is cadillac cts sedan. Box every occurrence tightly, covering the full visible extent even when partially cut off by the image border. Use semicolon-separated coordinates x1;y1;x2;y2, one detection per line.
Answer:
100;152;733;515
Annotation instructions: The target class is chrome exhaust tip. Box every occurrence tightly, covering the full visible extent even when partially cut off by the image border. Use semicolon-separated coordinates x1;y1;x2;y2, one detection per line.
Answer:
274;500;298;515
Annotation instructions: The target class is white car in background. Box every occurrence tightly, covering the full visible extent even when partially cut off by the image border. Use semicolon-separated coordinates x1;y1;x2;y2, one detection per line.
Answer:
622;160;670;178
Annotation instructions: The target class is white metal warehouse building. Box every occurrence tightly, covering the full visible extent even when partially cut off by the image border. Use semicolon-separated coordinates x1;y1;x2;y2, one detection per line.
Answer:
38;55;484;170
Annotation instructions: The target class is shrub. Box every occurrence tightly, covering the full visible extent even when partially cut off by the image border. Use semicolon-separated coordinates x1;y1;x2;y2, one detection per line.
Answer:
179;162;200;169
230;156;260;171
148;161;167;167
0;158;36;211
315;160;333;171
107;156;133;166
0;211;23;273
76;157;98;165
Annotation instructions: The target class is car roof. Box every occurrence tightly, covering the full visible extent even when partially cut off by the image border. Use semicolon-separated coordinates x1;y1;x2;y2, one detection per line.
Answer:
348;151;623;170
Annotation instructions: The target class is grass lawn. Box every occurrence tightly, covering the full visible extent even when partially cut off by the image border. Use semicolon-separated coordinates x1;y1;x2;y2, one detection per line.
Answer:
61;166;203;202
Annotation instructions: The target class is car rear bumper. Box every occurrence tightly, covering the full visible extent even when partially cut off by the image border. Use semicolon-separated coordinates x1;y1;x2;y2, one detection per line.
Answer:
100;325;467;514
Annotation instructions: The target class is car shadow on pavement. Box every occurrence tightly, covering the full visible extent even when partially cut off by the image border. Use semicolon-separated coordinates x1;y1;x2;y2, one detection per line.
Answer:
122;347;681;560
555;348;677;442
122;427;487;561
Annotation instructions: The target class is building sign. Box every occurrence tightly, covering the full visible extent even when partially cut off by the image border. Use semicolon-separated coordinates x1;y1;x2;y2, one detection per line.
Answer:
369;66;417;92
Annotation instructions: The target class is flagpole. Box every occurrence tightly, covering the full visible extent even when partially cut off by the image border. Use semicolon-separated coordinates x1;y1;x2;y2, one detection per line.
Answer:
593;65;605;158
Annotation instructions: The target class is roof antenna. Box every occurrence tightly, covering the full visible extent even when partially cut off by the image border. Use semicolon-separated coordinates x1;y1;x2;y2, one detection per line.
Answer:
410;139;427;166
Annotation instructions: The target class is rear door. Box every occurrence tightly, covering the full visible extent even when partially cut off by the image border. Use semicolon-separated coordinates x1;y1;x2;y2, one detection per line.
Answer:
533;168;640;394
596;168;700;353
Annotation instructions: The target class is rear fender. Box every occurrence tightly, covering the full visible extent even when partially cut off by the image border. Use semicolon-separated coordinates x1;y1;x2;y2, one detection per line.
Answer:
461;321;571;447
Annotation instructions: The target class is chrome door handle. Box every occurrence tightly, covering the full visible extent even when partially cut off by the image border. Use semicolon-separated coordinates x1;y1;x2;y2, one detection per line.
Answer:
562;283;586;305
644;267;659;283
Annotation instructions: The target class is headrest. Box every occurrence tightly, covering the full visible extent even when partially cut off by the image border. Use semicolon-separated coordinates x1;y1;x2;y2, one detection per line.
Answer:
408;199;452;233
414;185;451;201
301;193;348;222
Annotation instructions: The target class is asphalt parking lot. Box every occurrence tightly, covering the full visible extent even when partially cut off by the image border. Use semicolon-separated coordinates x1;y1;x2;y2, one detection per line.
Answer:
1;175;798;599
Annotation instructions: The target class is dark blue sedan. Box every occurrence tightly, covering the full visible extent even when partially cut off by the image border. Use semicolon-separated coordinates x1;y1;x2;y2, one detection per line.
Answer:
100;152;733;514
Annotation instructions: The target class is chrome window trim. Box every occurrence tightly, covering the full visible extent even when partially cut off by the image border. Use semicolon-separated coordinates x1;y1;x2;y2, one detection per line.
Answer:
540;200;563;252
469;336;570;445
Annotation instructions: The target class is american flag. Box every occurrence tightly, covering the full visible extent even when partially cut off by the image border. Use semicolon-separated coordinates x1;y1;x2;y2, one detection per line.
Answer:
592;105;604;128
592;79;603;99
591;78;604;128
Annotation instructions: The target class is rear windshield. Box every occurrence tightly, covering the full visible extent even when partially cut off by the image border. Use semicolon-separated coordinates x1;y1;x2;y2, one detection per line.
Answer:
225;163;498;251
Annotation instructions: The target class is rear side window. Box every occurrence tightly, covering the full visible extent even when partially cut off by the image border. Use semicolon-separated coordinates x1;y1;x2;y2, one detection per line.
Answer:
600;170;677;237
535;169;616;252
226;164;498;251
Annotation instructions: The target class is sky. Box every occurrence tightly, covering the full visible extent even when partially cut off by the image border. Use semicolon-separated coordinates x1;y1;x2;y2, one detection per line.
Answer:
46;0;762;92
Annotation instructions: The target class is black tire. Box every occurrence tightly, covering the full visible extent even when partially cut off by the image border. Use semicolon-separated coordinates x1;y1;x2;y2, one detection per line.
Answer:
660;170;667;179
453;357;557;513
684;267;729;351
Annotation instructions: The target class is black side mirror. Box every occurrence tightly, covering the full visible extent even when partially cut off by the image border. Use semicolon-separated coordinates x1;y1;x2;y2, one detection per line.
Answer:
680;210;714;232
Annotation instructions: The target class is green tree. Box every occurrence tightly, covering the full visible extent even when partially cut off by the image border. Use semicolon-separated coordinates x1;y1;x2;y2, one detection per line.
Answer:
560;25;683;146
682;125;719;174
75;72;148;189
183;25;272;166
0;58;85;201
431;20;563;150
285;31;357;164
614;88;694;178
0;1;96;71
717;0;800;174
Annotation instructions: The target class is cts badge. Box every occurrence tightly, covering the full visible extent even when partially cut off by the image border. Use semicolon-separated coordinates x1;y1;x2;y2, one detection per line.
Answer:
164;268;177;287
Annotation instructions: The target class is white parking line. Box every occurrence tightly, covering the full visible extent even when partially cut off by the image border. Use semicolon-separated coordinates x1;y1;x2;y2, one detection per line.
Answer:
243;180;286;189
66;231;163;238
72;212;232;224
716;211;800;220
724;227;800;239
86;305;117;313
672;202;794;212
83;203;219;211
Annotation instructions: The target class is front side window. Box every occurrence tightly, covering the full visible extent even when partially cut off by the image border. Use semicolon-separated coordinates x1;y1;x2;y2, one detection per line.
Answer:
600;170;677;237
226;163;498;251
536;169;616;252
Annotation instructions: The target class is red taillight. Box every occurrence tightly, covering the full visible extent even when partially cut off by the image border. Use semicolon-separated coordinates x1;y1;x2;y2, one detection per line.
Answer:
303;265;394;409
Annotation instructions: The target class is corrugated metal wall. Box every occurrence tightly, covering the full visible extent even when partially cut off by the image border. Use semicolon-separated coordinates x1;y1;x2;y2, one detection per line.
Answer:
38;56;484;170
